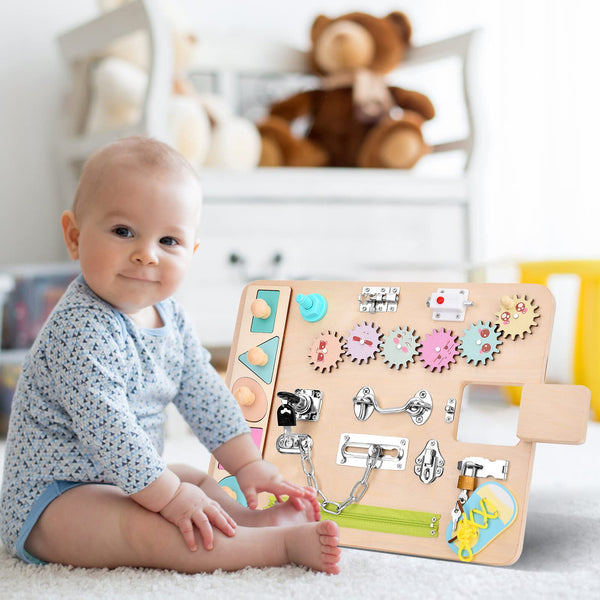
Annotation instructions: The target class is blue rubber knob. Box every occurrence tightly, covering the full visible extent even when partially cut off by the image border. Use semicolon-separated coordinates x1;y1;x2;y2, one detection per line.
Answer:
296;293;328;322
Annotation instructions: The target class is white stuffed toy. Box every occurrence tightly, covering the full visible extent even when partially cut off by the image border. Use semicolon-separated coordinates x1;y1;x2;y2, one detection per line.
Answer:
86;0;261;170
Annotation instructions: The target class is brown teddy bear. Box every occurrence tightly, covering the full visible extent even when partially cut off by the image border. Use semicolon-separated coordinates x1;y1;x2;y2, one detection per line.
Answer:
258;11;435;169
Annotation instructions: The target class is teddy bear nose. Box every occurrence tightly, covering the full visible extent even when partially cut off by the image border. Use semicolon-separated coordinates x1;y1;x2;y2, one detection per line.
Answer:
333;31;351;42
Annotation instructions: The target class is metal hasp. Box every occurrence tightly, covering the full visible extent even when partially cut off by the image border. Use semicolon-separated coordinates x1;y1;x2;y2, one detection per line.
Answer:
358;286;399;313
457;457;509;481
352;385;433;425
426;288;474;322
337;433;409;471
414;439;445;484
276;389;322;422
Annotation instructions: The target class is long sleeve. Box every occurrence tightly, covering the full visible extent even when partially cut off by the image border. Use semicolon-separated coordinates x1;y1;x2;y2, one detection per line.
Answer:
46;308;166;494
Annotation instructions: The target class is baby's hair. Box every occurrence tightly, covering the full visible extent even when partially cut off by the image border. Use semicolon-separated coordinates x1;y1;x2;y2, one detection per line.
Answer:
72;136;202;218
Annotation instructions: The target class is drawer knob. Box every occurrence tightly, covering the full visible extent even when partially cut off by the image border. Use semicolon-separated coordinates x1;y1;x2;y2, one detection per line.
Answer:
234;386;256;406
247;346;269;366
251;298;271;319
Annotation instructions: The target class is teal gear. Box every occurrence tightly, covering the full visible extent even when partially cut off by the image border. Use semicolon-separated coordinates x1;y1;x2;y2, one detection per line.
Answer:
459;320;502;366
381;326;421;369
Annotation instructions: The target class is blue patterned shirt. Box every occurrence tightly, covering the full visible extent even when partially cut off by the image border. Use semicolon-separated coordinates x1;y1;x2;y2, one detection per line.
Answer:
0;276;248;555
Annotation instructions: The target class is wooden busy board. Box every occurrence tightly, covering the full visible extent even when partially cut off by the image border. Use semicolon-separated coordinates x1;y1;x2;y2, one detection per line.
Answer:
209;281;590;565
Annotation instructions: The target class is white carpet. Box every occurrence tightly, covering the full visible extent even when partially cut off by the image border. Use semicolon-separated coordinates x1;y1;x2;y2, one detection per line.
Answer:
1;405;599;600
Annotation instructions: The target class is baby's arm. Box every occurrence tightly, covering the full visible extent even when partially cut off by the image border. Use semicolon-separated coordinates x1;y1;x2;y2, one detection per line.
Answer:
213;433;314;510
131;468;236;551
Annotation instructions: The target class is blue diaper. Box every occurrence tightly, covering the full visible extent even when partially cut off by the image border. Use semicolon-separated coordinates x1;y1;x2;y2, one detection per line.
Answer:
16;480;88;565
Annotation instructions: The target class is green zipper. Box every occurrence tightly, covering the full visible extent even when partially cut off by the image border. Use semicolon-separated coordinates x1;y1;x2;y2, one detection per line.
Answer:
265;495;439;538
320;503;440;538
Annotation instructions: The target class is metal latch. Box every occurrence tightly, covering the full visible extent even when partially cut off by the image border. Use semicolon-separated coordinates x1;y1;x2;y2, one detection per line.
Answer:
352;386;433;425
358;286;399;313
414;439;445;484
337;433;408;471
444;398;456;423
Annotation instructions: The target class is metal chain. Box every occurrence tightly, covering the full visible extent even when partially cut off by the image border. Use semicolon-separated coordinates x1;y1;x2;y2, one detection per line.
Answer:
299;437;382;515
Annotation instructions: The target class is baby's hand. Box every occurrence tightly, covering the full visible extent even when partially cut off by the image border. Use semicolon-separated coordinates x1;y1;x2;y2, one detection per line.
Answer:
159;482;236;551
235;459;315;510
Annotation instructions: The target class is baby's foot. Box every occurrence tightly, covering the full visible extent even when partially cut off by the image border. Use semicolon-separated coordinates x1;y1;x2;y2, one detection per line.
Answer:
285;520;341;575
264;494;321;527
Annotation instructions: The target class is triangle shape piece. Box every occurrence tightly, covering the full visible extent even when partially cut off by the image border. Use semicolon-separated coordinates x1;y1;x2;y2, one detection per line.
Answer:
238;336;280;384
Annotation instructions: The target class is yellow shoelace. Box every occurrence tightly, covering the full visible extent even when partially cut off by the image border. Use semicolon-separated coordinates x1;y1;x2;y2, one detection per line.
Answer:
455;497;498;562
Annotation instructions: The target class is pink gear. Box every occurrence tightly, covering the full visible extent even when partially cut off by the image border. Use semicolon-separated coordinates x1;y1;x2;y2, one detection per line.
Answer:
419;328;459;372
308;331;344;373
344;322;382;364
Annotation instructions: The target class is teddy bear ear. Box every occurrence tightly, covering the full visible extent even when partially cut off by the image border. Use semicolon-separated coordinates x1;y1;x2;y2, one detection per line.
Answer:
385;11;412;46
311;15;333;43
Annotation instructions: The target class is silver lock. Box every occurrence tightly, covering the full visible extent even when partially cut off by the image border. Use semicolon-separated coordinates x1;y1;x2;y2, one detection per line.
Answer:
276;389;322;422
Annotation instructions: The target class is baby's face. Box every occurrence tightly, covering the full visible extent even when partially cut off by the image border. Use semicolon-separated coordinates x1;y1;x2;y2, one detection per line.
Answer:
73;167;200;317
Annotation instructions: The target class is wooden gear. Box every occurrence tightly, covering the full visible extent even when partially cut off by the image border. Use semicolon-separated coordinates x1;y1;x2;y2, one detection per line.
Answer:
209;280;590;566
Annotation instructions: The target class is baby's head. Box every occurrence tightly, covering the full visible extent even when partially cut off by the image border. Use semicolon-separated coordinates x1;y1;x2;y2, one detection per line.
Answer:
62;137;203;319
72;136;202;223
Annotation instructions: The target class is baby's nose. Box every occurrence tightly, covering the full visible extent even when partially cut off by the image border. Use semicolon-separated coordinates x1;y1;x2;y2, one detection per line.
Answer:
131;244;158;265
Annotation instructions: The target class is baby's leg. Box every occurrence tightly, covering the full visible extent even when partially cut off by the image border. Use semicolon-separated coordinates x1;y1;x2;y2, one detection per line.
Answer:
170;464;321;526
25;483;341;574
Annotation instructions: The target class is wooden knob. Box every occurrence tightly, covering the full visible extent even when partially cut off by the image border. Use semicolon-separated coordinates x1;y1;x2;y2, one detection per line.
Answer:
500;295;514;309
247;347;268;366
234;386;256;406
251;298;271;319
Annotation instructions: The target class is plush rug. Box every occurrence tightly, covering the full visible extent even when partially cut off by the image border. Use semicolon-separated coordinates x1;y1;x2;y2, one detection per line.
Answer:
1;406;599;600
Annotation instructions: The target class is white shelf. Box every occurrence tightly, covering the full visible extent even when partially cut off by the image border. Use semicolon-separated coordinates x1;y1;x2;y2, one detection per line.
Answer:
0;349;27;367
199;168;469;204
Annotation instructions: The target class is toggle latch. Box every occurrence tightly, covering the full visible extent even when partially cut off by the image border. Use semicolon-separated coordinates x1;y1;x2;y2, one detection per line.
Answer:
352;386;433;425
414;439;445;484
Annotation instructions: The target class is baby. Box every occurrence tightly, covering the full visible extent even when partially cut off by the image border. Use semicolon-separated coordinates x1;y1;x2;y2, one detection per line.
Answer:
0;137;340;574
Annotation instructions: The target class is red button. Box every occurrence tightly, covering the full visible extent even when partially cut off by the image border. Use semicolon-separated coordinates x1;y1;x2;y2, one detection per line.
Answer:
436;296;444;304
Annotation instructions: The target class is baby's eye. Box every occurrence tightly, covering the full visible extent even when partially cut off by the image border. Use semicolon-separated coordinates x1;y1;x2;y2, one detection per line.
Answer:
113;226;133;238
160;236;179;247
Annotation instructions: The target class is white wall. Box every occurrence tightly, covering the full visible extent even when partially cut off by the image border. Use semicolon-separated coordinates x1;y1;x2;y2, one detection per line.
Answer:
0;2;98;266
1;0;599;269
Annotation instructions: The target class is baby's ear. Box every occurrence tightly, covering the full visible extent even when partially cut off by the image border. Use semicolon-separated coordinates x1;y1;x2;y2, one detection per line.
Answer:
61;210;80;259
